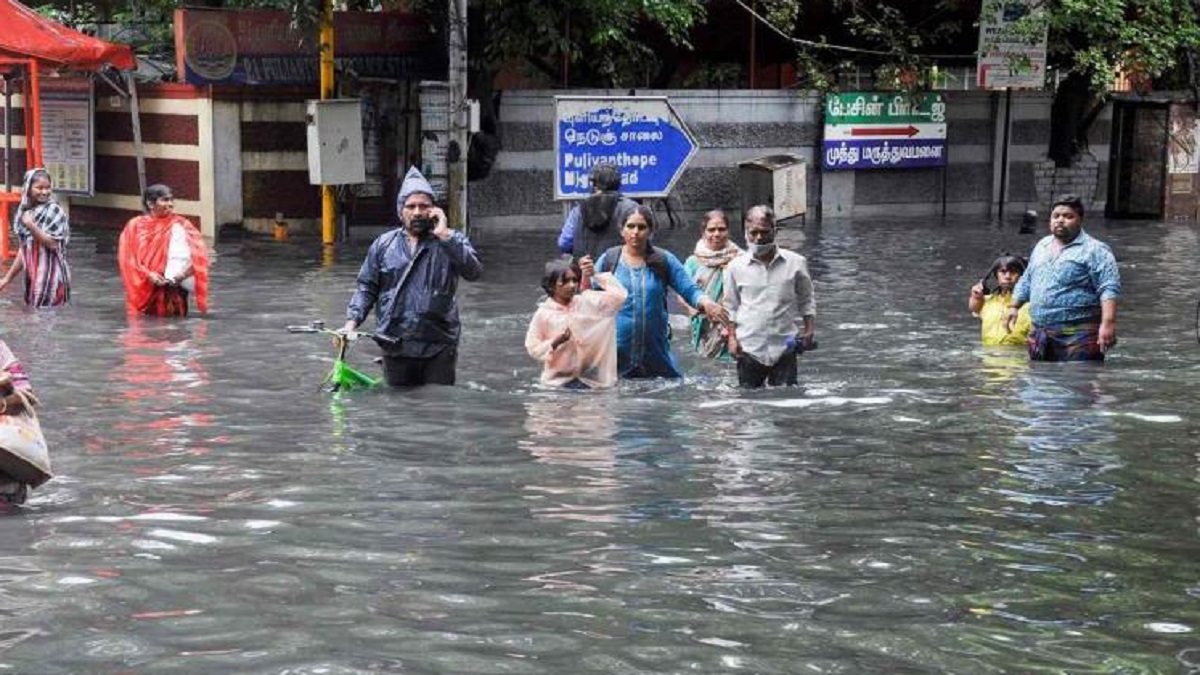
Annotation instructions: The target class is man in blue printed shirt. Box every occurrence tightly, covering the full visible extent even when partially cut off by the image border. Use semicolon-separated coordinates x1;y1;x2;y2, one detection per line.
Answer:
1006;195;1120;362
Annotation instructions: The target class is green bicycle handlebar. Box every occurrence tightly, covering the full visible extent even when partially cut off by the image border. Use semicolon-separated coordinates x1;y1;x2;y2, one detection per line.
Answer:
286;320;390;391
285;320;398;345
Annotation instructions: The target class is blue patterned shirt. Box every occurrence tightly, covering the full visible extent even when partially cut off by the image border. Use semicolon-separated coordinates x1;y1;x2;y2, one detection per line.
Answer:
1013;230;1120;326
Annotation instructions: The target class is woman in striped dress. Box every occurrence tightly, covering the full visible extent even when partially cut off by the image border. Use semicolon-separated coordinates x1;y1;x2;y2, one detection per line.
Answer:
0;168;71;307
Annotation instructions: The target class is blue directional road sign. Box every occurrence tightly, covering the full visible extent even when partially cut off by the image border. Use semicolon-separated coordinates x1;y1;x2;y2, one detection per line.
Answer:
555;96;698;200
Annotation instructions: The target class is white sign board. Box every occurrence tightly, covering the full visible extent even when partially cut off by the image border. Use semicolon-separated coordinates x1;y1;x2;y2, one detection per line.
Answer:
40;79;94;196
977;0;1047;90
1169;116;1200;175
772;161;807;220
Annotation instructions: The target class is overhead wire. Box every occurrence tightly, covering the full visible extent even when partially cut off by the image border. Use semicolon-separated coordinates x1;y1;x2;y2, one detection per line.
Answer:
730;0;978;61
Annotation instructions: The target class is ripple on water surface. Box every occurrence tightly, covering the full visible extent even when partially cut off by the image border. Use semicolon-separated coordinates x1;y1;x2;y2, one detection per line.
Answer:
0;224;1198;672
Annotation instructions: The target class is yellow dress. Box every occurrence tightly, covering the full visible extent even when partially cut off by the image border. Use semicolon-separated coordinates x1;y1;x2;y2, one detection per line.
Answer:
978;292;1031;346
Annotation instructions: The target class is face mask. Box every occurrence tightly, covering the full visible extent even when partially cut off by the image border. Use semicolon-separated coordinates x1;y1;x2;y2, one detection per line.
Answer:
746;241;776;257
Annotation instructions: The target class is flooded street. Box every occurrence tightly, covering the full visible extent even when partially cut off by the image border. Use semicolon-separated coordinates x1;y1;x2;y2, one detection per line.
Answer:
1;216;1199;673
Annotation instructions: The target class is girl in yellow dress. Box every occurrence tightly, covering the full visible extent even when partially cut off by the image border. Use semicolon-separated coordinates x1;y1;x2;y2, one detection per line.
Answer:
968;253;1032;346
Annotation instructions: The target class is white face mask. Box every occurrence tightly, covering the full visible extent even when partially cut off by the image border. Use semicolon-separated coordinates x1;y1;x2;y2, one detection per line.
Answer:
746;241;776;257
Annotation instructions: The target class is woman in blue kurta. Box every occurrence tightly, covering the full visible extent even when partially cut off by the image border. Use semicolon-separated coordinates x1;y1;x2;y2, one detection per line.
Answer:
594;205;729;379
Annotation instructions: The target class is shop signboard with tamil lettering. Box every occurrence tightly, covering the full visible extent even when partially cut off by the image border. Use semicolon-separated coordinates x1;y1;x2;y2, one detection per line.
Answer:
174;8;445;86
823;92;947;171
554;96;698;200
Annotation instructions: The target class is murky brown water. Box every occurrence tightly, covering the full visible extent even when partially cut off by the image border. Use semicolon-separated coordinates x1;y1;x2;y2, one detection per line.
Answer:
0;217;1197;673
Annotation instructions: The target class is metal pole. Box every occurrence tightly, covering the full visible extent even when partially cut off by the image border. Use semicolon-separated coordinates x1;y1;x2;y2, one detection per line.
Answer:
27;60;43;168
4;79;11;191
320;0;336;246
126;71;147;199
1;78;8;260
447;0;468;234
561;13;569;87
941;166;948;218
998;88;1012;221
749;1;757;89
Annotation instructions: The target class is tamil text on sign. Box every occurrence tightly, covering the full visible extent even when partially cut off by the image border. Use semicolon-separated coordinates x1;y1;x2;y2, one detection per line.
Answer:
822;93;947;171
554;97;698;200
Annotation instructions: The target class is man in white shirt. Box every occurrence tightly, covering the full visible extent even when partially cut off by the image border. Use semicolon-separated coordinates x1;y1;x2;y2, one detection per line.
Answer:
722;205;816;388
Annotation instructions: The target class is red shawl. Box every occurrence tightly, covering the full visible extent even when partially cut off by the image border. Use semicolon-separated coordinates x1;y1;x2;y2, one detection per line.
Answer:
118;214;210;314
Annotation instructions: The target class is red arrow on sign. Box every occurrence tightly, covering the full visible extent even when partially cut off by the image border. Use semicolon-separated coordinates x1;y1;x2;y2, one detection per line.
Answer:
850;125;919;138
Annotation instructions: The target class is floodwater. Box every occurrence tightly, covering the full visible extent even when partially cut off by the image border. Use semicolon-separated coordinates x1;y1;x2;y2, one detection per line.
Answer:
1;216;1198;674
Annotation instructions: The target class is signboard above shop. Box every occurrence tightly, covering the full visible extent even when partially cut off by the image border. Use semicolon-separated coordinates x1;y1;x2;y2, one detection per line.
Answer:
977;0;1047;90
823;92;947;171
554;96;698;200
174;8;446;86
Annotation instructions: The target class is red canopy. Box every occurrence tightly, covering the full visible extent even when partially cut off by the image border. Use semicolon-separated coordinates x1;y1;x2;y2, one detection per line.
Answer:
0;0;135;71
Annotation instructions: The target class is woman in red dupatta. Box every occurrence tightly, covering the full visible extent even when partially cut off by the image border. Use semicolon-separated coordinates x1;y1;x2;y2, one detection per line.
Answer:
118;184;210;316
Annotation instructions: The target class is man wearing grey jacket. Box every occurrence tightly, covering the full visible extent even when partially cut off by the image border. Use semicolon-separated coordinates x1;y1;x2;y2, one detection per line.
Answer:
343;167;483;386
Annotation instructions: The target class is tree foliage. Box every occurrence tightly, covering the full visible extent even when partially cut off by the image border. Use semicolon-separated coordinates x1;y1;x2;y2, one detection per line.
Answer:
453;0;706;88
753;0;1200;96
33;0;375;63
1034;0;1200;93
33;0;1200;98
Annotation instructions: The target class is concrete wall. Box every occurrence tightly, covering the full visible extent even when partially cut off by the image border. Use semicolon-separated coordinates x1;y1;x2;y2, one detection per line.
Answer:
212;100;244;227
31;84;322;239
233;96;320;234
72;84;210;237
468;89;1115;234
5;85;1122;242
470;89;823;234
2;85;209;237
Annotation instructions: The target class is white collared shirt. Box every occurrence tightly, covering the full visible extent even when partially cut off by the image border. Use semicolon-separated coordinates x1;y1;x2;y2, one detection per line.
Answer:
722;247;815;366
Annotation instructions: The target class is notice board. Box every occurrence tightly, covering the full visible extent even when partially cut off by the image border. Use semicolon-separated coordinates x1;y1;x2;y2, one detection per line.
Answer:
40;78;94;196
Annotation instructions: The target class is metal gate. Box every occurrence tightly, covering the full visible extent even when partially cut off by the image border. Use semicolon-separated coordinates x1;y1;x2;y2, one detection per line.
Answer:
1107;101;1168;218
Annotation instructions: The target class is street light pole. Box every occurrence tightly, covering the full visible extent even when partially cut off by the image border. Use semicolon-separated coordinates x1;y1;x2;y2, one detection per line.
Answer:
447;0;468;233
320;0;336;246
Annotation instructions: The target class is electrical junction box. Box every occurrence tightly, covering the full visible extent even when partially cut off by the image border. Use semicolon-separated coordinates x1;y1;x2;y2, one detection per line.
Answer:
738;154;807;222
306;99;366;185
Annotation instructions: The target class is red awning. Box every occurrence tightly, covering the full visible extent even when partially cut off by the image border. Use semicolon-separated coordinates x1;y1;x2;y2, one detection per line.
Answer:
0;0;135;71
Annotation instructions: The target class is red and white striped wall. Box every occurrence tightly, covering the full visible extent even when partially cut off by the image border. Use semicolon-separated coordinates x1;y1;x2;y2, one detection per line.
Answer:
4;82;324;241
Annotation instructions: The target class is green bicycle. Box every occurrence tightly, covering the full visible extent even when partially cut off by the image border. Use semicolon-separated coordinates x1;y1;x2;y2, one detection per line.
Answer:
287;320;396;392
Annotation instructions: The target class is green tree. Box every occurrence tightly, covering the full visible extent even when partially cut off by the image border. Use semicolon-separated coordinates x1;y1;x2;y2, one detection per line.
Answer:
34;0;377;63
755;0;1200;164
37;0;1200;165
1002;0;1200;163
419;0;707;89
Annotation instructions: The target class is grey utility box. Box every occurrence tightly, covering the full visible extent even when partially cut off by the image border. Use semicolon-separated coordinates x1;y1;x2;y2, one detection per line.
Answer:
306;99;366;185
738;154;807;222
